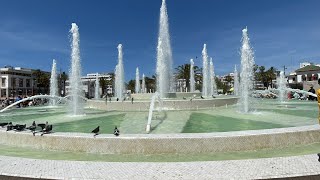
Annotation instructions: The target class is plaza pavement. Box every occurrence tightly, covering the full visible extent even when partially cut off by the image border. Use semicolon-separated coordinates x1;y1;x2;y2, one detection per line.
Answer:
0;154;320;179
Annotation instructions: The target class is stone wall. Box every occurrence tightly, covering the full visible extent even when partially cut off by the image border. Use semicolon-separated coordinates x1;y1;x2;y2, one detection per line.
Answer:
1;125;320;154
86;97;238;111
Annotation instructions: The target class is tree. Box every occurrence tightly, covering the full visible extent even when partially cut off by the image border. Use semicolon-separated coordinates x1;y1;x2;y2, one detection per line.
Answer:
99;77;108;96
59;72;68;96
175;63;201;91
32;69;50;94
127;80;135;92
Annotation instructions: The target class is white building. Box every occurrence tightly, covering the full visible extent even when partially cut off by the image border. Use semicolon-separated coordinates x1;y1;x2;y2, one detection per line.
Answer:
0;66;42;100
65;73;113;98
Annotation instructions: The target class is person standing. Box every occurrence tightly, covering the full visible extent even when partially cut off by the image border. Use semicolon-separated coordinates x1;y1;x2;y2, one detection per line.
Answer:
317;79;320;124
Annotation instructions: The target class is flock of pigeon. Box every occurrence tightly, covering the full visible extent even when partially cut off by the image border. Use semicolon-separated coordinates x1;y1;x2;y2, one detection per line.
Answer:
0;121;52;136
1;121;120;138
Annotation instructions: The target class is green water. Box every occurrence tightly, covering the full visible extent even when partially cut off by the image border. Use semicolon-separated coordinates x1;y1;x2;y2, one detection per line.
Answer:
182;113;289;133
0;143;319;162
54;114;125;134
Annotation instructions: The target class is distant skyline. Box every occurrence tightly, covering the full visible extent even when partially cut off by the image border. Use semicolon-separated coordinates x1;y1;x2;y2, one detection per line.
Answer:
0;0;319;80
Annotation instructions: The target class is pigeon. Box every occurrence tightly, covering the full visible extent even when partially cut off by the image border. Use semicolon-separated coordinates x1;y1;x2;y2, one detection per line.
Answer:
16;124;26;131
318;153;320;162
113;126;120;136
41;125;53;136
27;121;37;136
92;126;100;137
201;96;205;99
0;122;8;127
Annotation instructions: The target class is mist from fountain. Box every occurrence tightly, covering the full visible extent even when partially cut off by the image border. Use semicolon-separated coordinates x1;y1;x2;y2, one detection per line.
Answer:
209;57;217;95
49;59;58;106
202;44;209;96
190;59;195;92
115;44;125;99
156;0;173;98
234;65;240;96
95;73;100;99
277;71;287;102
69;23;84;115
239;27;255;113
142;73;146;93
135;67;140;93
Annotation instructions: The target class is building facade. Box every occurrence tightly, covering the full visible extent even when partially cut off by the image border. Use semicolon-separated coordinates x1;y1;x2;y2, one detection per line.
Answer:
0;66;48;100
288;64;320;90
65;73;113;98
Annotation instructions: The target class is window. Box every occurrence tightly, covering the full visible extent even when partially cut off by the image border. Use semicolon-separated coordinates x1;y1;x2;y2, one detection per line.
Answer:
19;78;23;87
1;90;6;97
1;78;6;87
26;79;31;87
292;77;296;81
12;78;16;87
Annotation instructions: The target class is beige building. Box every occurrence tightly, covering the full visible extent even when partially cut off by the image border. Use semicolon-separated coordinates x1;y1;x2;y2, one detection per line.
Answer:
0;66;36;99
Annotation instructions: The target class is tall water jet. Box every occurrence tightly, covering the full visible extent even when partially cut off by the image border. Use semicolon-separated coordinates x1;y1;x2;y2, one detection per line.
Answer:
209;57;217;95
142;73;146;93
202;44;209;96
94;73;100;99
156;0;173;98
277;71;287;102
115;44;125;100
49;59;58;106
234;65;240;96
239;27;255;113
190;59;195;92
69;23;84;115
135;67;140;93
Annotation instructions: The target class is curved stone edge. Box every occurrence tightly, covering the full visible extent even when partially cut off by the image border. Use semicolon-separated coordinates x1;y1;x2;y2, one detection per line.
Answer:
1;125;320;154
86;96;239;111
1;154;320;179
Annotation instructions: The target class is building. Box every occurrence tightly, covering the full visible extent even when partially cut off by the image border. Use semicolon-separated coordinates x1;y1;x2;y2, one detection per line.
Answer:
0;66;50;100
288;64;320;90
65;73;113;98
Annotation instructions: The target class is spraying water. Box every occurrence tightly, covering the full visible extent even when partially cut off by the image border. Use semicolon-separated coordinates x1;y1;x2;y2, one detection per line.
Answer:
115;44;125;100
234;65;240;96
190;59;195;92
135;67;140;93
146;92;162;133
49;59;58;106
202;44;209;96
95;73;100;99
156;0;174;98
239;27;255;113
142;73;146;93
277;71;287;102
69;23;84;115
209;57;217;95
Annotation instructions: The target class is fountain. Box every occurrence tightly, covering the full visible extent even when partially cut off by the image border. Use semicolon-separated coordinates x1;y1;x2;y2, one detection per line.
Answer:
49;59;58;106
190;59;195;92
115;44;125;100
135;67;140;93
156;0;173;98
209;57;217;95
277;71;287;102
202;44;209;96
234;65;239;96
239;27;255;113
69;23;84;115
146;92;162;133
142;73;146;93
94;73;100;99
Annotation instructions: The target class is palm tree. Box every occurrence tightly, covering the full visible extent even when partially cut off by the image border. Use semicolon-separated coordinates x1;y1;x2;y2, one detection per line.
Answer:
175;64;201;91
32;69;50;94
99;77;108;96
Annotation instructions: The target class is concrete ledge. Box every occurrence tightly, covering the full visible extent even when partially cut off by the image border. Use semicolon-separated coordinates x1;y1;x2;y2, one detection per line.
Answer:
1;125;320;154
87;96;238;111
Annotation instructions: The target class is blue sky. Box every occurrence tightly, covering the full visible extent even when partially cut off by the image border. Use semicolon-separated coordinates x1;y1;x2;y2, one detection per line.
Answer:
0;0;319;80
